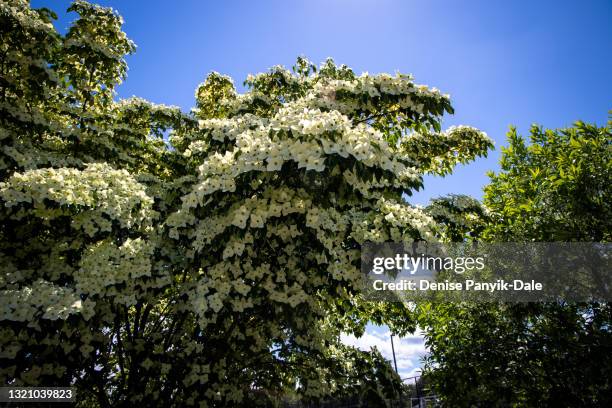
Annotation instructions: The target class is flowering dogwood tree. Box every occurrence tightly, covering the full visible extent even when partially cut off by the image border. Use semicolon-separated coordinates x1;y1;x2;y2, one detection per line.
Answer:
0;1;493;406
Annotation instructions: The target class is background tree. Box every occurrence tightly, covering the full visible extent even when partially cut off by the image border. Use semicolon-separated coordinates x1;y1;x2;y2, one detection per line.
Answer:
421;118;612;407
0;1;493;407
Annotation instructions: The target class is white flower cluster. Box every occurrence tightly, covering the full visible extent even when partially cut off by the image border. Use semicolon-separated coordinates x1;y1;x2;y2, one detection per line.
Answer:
169;186;310;249
0;163;155;235
75;238;153;300
184;107;417;204
0;279;86;322
63;1;135;61
0;1;56;35
407;125;489;144
399;125;493;173
427;194;485;230
197;114;264;143
226;92;275;114
306;73;449;115
347;198;435;244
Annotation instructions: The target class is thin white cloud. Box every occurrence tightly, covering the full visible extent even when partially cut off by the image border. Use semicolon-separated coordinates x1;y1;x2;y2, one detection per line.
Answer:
340;325;428;379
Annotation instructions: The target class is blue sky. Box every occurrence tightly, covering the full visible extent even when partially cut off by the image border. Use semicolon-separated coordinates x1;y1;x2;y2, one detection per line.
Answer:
36;0;612;377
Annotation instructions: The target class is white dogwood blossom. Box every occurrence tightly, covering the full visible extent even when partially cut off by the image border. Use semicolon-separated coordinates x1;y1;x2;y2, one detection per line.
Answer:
0;2;493;405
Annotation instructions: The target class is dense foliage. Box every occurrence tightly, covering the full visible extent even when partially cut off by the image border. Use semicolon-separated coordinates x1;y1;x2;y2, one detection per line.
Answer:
422;119;612;407
0;1;493;406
